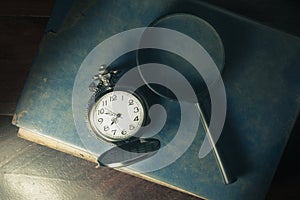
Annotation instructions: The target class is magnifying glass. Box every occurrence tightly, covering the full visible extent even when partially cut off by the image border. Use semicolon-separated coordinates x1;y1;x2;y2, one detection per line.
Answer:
137;13;236;184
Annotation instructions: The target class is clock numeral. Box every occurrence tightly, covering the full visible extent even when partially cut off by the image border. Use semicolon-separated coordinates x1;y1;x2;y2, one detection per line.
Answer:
134;107;139;113
134;116;139;121
110;95;117;102
102;100;107;106
129;125;135;130
98;118;103;123
104;126;109;131
128;99;134;105
121;130;127;135
111;129;117;135
98;108;105;115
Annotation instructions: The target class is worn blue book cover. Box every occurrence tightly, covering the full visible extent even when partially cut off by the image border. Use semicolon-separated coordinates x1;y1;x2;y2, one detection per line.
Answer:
13;0;300;199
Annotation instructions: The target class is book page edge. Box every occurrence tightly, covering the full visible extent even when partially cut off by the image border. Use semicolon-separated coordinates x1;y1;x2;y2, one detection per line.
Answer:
17;127;205;199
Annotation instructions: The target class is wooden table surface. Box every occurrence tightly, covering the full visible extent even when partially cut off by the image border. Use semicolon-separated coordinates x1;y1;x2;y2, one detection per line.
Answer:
0;0;299;199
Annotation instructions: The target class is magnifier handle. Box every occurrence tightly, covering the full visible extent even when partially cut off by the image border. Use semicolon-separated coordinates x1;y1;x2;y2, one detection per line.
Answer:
196;103;236;184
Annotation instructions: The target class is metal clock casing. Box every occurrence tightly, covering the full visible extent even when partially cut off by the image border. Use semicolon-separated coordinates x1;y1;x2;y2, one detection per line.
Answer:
88;89;146;143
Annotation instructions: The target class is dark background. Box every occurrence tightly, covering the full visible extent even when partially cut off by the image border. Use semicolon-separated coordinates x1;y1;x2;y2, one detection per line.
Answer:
0;0;299;199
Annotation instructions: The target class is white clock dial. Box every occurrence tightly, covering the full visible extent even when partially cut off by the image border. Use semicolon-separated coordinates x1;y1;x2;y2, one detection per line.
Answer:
89;90;145;142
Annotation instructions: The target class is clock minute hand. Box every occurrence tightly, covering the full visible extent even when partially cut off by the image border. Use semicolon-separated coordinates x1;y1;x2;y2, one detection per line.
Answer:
104;107;118;116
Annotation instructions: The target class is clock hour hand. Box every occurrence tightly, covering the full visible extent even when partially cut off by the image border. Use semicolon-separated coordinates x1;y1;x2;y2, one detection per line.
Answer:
111;118;117;125
111;113;122;125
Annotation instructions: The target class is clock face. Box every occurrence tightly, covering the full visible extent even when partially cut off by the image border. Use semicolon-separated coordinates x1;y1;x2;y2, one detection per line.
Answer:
89;90;145;142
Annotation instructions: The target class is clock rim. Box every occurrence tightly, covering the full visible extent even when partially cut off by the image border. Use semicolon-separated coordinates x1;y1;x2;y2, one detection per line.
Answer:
87;89;147;143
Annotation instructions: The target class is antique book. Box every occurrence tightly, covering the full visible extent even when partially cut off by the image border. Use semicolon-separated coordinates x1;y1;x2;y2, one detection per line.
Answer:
13;0;300;199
